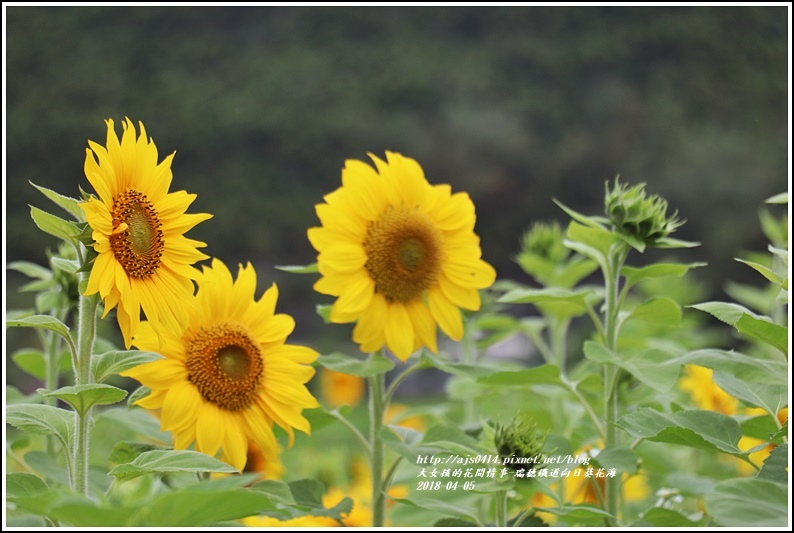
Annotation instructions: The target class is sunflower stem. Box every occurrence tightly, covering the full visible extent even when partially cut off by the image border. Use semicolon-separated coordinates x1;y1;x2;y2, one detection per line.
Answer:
72;271;99;496
601;244;628;526
368;365;386;527
494;489;508;527
461;320;477;425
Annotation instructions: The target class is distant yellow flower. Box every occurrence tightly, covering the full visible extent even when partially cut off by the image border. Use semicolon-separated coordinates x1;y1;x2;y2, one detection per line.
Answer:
242;443;285;480
678;365;739;415
121;258;319;470
80;118;212;347
309;151;496;361
384;403;426;432
321;368;365;408
243;514;339;527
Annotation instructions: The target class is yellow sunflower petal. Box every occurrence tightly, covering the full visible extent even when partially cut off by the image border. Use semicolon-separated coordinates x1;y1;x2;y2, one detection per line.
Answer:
428;288;464;341
195;402;225;457
384;301;415;361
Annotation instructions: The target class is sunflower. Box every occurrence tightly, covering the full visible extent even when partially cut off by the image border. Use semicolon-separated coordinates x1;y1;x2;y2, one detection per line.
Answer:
80;118;212;347
121;258;319;470
308;151;496;361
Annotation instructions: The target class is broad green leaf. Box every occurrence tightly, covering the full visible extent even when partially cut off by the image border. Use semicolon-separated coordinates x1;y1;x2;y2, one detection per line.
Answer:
423;351;502;379
765;192;788;204
145;487;275;527
689;301;753;325
499;287;594;318
477;364;562;386
50;257;79;274
736;258;784;285
756;444;788;484
274;263;318;274
624;297;681;325
5;516;48;527
593;447;637;474
6;404;75;451
49;500;140;527
6;473;48;499
565;221;621;263
392;496;482;525
92;350;163;384
664;473;716;496
554;257;599;289
741;414;781;442
39;384;128;417
635;508;704;527
249;479;295;506
108;450;238;481
381;425;422;461
670;349;787;386
302;404;353;432
616;408;744;455
126;386;151;409
705;478;787;527
583;343;679;391
12;348;71;380
420;425;490;457
31;181;85;221
712;371;787;415
435;518;480;527
7;260;53;280
532;504;614;523
317;352;394;377
96;407;169;444
6;315;72;345
30;205;80;242
621;262;707;288
735;313;788;355
287;479;353;520
583;341;616;363
109;441;172;464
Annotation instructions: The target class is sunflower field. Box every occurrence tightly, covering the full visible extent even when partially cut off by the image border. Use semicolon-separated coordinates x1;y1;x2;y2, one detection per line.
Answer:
4;6;790;530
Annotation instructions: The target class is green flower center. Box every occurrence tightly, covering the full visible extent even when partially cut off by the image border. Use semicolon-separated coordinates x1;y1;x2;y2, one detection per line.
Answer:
363;206;443;303
186;323;263;411
110;189;164;279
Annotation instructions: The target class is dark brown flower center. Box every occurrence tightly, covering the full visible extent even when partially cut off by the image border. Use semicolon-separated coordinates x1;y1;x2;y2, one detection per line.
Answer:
363;206;443;303
185;323;263;411
110;189;164;279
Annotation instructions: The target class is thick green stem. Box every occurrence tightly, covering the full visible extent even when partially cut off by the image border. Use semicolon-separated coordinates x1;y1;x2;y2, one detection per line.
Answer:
550;317;569;373
602;246;627;525
494;489;508;527
368;369;386;527
461;323;477;425
72;272;99;496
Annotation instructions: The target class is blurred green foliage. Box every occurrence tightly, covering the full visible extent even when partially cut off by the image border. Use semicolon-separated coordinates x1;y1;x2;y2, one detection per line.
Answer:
6;6;788;348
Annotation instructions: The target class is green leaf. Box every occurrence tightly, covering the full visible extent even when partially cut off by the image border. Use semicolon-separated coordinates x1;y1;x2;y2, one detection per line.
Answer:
553;199;609;229
765;192;788;204
249;479;296;506
477;364;562;386
7;260;53;280
50;256;79;274
126;386;151;410
49;500;140;527
6;404;75;451
31;181;85;221
593;447;637;474
624;297;681;325
735;258;784;285
392;496;482;525
671;349;788;386
711;371;787;415
381;425;424;461
30;205;80;242
287;479;353;520
92;350;163;384
756;444;788;484
274;263;318;274
316;352;394;377
108;450;238;481
533;504;614;523
12;349;71;380
39;384;127;417
316;304;332;324
621;262;707;288
653;237;701;248
6;315;73;347
583;343;679;392
422;351;502;379
705;478;788;527
498;287;595;319
96;407;169;444
689;301;753;325
435;517;480;527
6;473;48;499
109;441;172;464
735;313;788;355
565;221;621;267
145;487;275;526
635;507;704;527
616;408;744;455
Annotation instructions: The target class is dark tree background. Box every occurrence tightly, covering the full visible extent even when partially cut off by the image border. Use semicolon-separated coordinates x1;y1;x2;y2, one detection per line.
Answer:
5;6;789;355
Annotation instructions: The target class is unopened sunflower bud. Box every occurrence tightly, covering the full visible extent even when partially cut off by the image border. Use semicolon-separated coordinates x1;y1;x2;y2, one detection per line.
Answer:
519;221;569;264
605;178;683;246
494;414;547;474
